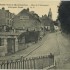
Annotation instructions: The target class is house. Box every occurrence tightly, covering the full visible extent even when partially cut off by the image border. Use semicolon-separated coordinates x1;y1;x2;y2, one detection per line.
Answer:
0;7;15;32
0;32;27;56
40;8;54;35
13;8;41;32
40;15;51;30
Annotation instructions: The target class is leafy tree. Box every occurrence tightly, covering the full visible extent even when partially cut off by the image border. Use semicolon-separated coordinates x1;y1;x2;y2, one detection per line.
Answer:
58;1;70;34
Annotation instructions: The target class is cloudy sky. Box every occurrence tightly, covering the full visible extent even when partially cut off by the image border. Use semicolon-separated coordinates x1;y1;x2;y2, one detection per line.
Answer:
0;0;60;20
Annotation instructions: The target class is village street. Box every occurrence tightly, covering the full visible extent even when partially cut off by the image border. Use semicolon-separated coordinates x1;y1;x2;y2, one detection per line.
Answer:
0;32;50;60
24;31;70;69
26;32;60;58
0;31;70;69
26;31;70;69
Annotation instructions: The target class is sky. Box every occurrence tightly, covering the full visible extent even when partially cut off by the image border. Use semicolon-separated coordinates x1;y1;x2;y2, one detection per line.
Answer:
0;0;60;21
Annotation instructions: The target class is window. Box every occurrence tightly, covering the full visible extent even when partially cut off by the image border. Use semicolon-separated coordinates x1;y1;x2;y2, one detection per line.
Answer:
20;16;29;20
7;20;9;25
0;38;4;46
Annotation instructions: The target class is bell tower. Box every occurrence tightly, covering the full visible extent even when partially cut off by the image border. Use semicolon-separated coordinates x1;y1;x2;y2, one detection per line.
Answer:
48;8;52;20
48;8;54;32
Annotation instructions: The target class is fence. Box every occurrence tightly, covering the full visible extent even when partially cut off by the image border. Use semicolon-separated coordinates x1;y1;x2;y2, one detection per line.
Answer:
0;54;54;69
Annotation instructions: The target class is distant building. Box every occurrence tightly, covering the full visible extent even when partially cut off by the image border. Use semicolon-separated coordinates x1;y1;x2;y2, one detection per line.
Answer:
40;14;51;36
40;8;54;35
57;20;61;31
40;14;51;29
48;8;54;32
0;7;15;32
14;8;41;32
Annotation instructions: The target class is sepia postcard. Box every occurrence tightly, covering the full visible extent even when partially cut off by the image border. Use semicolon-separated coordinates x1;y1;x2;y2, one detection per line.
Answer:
0;0;70;70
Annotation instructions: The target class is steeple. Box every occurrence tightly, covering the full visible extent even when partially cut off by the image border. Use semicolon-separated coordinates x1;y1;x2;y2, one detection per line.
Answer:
48;8;52;19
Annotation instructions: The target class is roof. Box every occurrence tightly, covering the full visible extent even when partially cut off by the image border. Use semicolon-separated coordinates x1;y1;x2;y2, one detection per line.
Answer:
17;8;41;22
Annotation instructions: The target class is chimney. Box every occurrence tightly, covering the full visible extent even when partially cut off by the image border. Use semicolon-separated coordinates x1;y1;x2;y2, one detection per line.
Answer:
27;8;29;12
6;10;9;12
2;7;5;10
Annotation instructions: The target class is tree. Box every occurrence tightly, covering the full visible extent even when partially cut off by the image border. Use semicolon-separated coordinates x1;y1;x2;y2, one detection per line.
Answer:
58;1;70;34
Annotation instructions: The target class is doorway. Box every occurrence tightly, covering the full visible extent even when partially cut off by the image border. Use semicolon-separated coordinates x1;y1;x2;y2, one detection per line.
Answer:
7;38;15;54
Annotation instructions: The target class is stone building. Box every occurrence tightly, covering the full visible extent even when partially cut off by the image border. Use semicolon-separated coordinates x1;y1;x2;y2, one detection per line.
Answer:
40;15;51;36
0;32;22;56
0;8;55;56
13;8;41;32
40;15;51;29
0;7;15;32
0;8;41;56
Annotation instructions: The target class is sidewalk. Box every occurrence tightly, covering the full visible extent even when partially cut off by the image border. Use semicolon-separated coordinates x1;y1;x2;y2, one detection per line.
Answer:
54;31;70;69
0;32;49;61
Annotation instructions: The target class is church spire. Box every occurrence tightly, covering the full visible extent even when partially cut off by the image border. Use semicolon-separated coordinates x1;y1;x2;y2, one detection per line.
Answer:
48;8;52;19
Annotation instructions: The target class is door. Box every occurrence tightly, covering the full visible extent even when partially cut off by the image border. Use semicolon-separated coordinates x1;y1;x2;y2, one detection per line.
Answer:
7;38;15;54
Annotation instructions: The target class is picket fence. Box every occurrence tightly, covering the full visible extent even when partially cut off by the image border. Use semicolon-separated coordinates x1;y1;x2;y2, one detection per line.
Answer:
0;54;54;69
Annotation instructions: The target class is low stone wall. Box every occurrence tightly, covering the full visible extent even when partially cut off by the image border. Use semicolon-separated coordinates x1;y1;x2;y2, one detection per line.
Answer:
18;44;27;51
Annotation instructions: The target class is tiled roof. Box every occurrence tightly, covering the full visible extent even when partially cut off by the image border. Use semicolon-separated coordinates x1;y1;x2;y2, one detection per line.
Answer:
17;8;40;22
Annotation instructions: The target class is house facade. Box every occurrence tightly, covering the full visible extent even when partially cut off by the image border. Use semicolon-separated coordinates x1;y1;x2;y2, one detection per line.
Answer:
0;7;15;32
0;32;21;56
13;8;41;32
